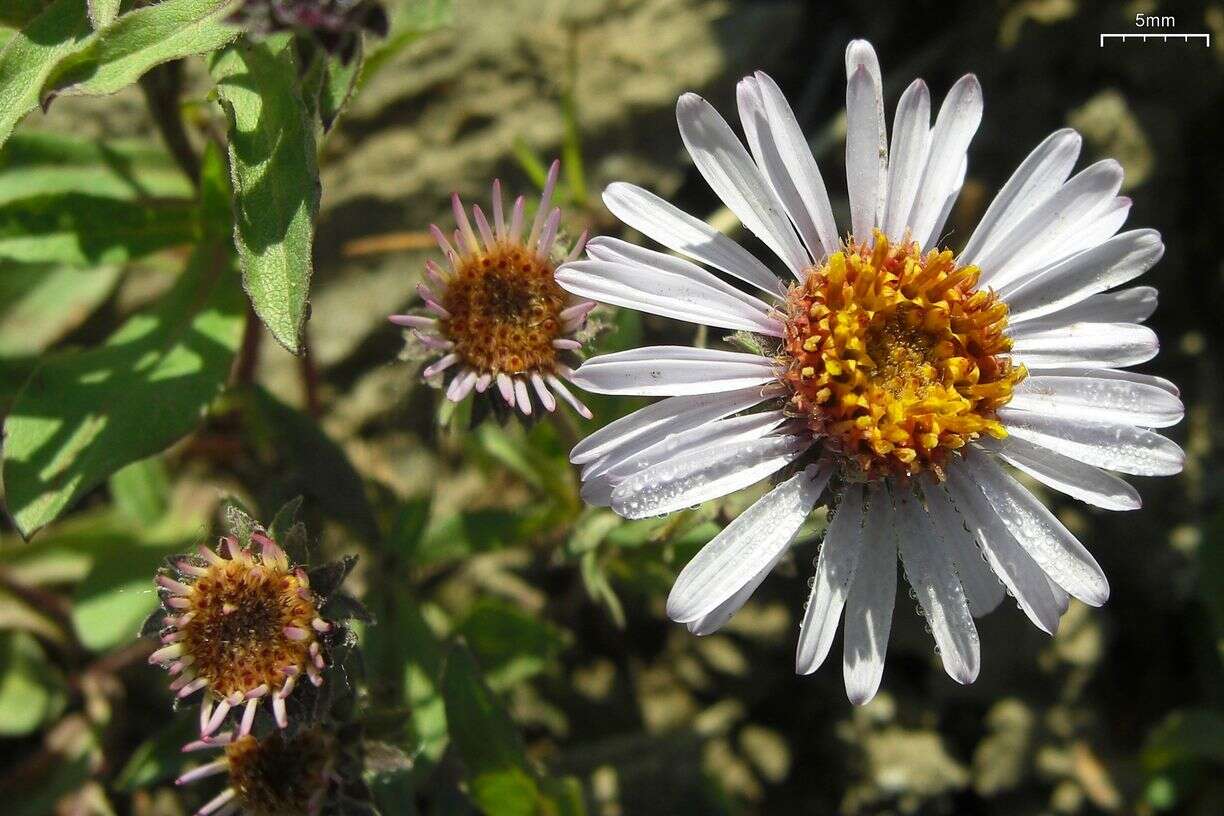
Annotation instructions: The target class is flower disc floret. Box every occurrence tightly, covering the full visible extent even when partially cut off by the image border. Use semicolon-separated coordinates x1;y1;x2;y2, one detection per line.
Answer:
151;529;334;738
780;232;1025;478
440;241;570;376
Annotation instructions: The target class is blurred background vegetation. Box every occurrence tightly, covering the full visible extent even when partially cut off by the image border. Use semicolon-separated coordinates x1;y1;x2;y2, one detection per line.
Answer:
1;0;1222;813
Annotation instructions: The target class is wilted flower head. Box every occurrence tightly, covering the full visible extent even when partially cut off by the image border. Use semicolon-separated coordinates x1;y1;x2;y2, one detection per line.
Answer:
390;160;597;420
176;724;368;816
229;0;389;63
558;40;1183;703
148;505;362;738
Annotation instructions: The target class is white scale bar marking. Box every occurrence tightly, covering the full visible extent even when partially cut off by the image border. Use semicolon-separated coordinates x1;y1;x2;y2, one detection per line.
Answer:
1100;33;1212;46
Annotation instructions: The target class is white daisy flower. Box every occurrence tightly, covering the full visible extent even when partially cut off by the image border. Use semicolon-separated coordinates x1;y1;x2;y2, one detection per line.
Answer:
555;40;1183;704
390;159;596;419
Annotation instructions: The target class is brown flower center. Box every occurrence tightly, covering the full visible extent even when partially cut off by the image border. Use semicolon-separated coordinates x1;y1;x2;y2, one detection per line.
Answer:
179;557;319;699
439;242;568;375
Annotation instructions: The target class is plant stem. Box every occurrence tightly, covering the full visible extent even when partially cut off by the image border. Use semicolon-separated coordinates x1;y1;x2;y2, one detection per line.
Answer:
232;304;263;386
139;60;200;185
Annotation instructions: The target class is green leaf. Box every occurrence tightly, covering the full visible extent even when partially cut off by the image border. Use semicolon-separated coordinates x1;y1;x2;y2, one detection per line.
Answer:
441;642;541;816
47;0;240;99
108;455;170;524
211;35;318;354
386;497;431;562
86;0;122;30
0;0;90;151
242;386;380;541
458;599;569;694
0;262;121;355
0;132;193;204
364;598;449;766
1;241;244;538
319;46;363;131
71;532;183;651
1144;708;1224;771
0;193;197;267
539;777;588;816
0;630;67;736
416;509;522;566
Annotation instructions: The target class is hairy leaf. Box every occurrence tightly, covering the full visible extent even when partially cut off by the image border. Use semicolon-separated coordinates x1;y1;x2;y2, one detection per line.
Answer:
0;0;90;151
48;0;240;99
1;242;244;538
211;35;318;354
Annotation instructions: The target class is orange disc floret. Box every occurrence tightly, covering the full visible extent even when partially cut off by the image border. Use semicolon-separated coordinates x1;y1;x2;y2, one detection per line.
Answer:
439;242;569;376
177;550;319;701
780;231;1025;478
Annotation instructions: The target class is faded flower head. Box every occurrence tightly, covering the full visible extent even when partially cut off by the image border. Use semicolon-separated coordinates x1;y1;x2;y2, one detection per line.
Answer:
229;0;389;63
390;160;597;420
148;505;361;738
558;40;1183;704
176;723;371;816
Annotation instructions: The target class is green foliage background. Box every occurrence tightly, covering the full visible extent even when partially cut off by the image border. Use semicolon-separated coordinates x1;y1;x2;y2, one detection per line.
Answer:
0;0;1221;814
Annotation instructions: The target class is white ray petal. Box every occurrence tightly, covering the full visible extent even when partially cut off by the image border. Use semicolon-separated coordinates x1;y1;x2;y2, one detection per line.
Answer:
609;433;811;520
1048;195;1132;262
688;547;787;636
845;40;888;230
845;63;886;242
583;411;787;505
894;487;980;684
747;71;840;259
570;386;773;465
796;485;866;675
925;155;968;250
1002;230;1164;322
997;409;1184;476
676;93;810;275
570;346;779;396
842;483;897;705
960;128;1082;266
906;74;982;249
601;182;784;296
1010;322;1158;368
1010;286;1158;331
1009;374;1184;428
1021;365;1178;396
881;79;931;242
976;159;1123;289
739;77;827;264
962;452;1109;606
669;464;832;622
945;468;1063;635
921;477;1006;617
980;435;1141;511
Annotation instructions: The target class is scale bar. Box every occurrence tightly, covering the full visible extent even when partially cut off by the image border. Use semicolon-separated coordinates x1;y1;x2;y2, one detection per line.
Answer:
1100;33;1212;46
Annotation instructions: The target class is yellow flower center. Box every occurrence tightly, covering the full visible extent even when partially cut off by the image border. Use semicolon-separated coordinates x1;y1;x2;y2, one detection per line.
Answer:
780;232;1024;478
179;555;320;699
225;729;334;816
440;242;568;376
